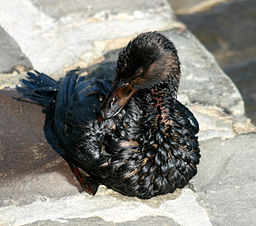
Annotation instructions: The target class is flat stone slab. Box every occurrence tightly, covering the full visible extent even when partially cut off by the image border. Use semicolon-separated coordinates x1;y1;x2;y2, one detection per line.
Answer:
0;26;33;73
193;133;256;226
176;0;256;125
0;187;211;226
0;90;80;206
161;29;244;119
24;216;179;226
177;0;256;68
225;57;256;125
1;132;255;225
0;0;174;76
31;0;173;20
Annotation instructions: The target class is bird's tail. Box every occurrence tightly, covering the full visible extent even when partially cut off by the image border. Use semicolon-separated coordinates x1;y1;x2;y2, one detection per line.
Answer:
17;70;59;108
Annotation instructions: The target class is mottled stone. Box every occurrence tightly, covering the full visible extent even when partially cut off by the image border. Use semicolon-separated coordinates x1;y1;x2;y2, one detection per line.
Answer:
0;90;79;207
189;106;235;140
168;0;208;12
161;29;245;120
224;58;256;124
176;0;256;125
177;0;256;68
0;0;174;76
0;26;32;73
193;133;256;225
0;188;211;226
24;216;179;226
31;0;173;20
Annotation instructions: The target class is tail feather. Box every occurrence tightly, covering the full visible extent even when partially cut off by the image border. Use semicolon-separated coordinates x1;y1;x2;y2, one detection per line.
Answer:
17;71;59;107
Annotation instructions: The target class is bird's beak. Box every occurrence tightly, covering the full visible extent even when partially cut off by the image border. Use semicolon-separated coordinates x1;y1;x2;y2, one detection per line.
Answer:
97;82;137;121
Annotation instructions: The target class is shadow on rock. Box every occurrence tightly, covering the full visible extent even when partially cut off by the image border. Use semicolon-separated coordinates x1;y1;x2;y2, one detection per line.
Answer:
0;54;120;194
0;90;81;191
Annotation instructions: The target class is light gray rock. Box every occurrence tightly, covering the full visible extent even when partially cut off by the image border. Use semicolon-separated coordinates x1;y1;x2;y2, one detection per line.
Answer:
0;26;33;73
176;0;256;125
0;0;174;77
224;58;256;124
193;133;256;226
168;0;207;12
161;29;245;120
31;0;173;20
177;0;256;68
188;106;235;140
0;187;211;226
24;216;179;226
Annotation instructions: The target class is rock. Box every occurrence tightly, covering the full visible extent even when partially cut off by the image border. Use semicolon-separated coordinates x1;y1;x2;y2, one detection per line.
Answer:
192;133;256;226
0;90;79;206
168;0;207;12
189;106;235;140
161;29;245;120
177;0;256;68
224;58;256;124
0;0;175;77
176;0;256;125
0;26;33;73
24;216;179;226
0;187;211;226
31;0;173;20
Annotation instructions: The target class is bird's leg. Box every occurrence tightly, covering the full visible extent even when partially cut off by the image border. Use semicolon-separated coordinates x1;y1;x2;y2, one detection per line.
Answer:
68;162;99;195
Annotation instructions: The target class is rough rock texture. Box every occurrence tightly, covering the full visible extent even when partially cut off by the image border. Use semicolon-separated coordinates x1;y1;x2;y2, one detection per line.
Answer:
168;0;208;12
176;0;256;124
0;0;174;77
24;216;179;226
177;0;256;68
224;57;256;125
193;133;256;226
0;26;33;73
0;0;256;225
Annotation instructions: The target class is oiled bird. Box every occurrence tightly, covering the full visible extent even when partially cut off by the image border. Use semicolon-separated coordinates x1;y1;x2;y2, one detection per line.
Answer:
17;32;200;199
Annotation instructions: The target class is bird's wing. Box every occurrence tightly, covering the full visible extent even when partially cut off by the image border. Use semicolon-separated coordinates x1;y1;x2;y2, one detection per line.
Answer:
174;100;199;134
53;70;113;194
54;70;112;163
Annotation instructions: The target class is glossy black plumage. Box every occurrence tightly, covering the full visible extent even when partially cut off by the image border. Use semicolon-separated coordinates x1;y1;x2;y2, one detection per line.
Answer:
17;32;200;199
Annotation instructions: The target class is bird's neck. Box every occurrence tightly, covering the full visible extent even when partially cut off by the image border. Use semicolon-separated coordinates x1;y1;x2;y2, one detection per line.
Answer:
137;81;176;130
152;83;176;126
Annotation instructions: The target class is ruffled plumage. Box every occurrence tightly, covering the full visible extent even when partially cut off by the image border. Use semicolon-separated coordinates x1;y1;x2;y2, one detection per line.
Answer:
17;32;200;199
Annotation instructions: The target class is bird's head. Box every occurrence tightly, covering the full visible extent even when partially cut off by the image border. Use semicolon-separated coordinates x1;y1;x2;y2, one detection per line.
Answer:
97;32;181;121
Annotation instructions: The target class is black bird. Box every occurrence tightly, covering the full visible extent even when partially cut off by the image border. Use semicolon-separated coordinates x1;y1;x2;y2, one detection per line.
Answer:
17;32;200;199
